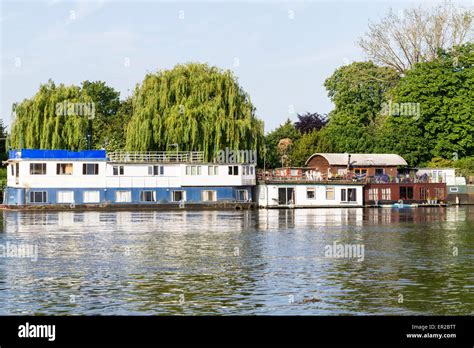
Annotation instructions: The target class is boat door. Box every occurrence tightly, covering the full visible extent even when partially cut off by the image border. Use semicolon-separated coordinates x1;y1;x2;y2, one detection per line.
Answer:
278;187;294;205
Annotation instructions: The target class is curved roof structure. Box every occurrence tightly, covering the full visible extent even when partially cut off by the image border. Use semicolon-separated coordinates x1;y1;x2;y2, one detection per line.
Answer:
305;153;408;166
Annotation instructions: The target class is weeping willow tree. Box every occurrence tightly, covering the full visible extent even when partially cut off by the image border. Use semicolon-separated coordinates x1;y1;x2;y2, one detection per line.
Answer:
125;63;264;161
9;79;120;150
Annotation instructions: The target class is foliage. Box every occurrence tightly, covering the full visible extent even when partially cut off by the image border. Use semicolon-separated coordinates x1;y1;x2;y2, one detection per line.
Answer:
378;43;474;165
291;130;321;167
125;63;264;161
359;3;473;73
294;112;328;134
103;97;133;152
0;167;6;189
322;61;400;153
9;79;121;150
81;81;121;148
263;120;300;168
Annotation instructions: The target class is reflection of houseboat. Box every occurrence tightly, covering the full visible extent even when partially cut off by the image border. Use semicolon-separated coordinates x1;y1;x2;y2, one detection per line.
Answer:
2;149;256;210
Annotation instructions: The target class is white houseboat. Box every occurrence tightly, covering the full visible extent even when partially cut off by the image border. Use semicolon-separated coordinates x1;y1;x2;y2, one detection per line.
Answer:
257;167;364;208
2;149;256;210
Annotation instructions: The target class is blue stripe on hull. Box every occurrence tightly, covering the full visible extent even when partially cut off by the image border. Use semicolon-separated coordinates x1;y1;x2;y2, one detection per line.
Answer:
3;187;252;205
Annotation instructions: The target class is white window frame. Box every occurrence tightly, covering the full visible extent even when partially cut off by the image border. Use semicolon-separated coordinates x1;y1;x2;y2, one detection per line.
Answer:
29;191;47;203
172;190;186;202
115;190;132;203
83;190;100;203
83;163;99;175
381;188;391;200
57;163;73;175
306;187;316;199
30;163;47;175
148;165;164;176
368;188;378;201
57;190;75;204
208;166;218;176
113;165;124;176
341;188;357;202
140;190;156;202
202;190;217;202
236;189;248;201
326;187;335;200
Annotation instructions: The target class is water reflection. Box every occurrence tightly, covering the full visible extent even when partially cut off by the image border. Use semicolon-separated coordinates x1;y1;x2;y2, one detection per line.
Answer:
0;207;473;315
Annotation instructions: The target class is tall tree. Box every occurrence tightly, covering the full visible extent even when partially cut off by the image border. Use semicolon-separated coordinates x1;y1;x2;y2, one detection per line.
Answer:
9;80;121;150
359;3;473;73
322;61;400;153
125;63;264;161
81;80;121;148
377;43;474;165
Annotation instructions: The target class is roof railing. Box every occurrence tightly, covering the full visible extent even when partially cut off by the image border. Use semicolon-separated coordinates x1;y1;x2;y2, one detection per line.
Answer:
107;151;205;163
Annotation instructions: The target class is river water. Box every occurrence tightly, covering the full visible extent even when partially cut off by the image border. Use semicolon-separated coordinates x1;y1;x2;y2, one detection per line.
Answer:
0;207;473;315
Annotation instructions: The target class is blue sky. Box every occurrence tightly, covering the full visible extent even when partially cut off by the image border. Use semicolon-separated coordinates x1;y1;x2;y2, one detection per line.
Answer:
0;0;469;133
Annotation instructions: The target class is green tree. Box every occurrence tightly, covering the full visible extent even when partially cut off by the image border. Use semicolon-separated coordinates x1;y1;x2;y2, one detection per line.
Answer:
378;43;474;165
103;97;132;152
125;63;264;161
322;61;400;153
9;79;122;150
81;80;121;148
263;119;300;168
291;130;321;166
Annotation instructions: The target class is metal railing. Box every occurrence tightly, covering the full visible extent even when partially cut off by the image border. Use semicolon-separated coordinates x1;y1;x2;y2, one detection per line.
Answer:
108;151;204;163
257;169;446;184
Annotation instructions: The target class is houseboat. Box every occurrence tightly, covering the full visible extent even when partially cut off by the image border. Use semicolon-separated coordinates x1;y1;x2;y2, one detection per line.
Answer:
306;153;448;207
1;149;256;210
257;167;364;208
257;153;448;208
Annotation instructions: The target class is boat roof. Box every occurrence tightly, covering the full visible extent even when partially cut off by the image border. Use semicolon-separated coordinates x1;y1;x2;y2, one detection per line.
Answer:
305;153;408;166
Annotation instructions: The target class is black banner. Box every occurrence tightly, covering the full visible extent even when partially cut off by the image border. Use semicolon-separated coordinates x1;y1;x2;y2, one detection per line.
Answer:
0;316;472;347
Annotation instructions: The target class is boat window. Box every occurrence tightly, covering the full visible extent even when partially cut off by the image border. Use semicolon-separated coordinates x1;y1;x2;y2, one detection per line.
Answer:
113;165;124;176
30;163;47;175
236;190;248;201
400;186;414;199
382;188;391;200
326;187;335;200
83;163;99;175
172;190;185;202
57;190;74;203
140;191;156;202
83;190;100;203
29;191;47;203
202;190;217;202
115;191;131;203
57;163;73;175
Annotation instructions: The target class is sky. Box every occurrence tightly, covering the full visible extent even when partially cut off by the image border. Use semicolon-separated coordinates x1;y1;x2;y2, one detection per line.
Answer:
0;0;471;134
